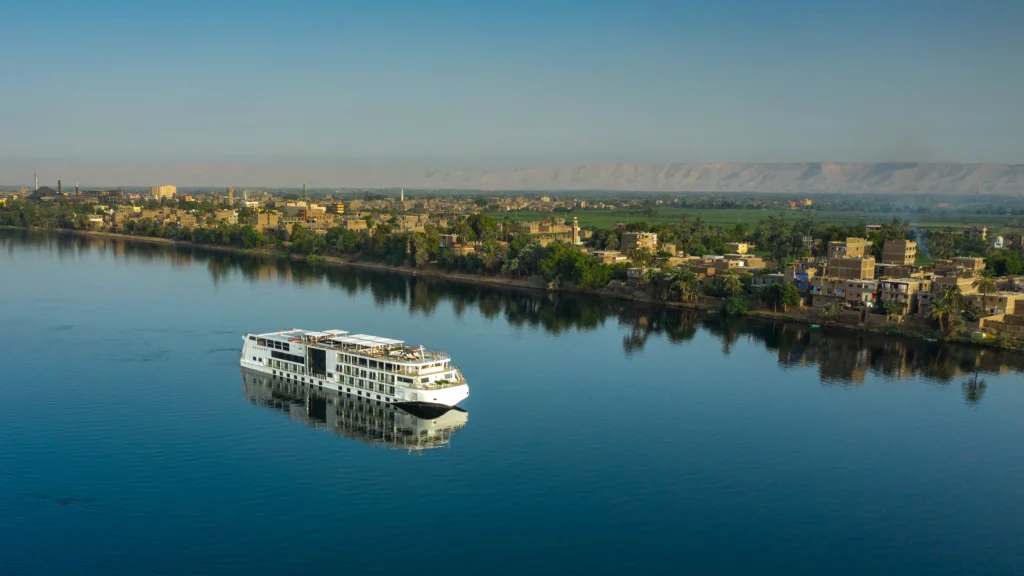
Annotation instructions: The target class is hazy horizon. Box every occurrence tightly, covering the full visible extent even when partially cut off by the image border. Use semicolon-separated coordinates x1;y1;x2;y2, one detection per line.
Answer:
4;0;1023;181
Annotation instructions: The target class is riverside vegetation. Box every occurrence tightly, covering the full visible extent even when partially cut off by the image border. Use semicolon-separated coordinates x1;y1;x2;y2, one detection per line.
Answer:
5;198;1024;347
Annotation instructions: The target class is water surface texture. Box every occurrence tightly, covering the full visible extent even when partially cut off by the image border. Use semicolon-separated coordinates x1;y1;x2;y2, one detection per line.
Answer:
2;231;1024;575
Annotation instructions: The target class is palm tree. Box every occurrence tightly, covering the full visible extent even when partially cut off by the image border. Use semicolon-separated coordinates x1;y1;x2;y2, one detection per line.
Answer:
937;284;968;312
676;271;700;303
501;258;520;277
721;271;743;297
972;272;997;296
819;303;841;324
927;299;953;333
480;242;503;273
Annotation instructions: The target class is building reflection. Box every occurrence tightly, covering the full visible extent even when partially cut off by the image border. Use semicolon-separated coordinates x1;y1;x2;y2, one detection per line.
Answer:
10;229;1024;404
241;367;468;450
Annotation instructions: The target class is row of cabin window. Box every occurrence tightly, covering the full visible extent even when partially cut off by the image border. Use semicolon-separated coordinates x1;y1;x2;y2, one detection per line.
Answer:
335;365;398;384
271;359;305;374
341;376;396;395
256;338;291;352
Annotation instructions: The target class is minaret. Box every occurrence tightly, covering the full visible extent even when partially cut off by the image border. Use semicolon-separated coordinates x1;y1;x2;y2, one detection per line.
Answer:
572;216;580;245
227;186;234;206
400;188;404;203
34;173;38;190
75;181;79;195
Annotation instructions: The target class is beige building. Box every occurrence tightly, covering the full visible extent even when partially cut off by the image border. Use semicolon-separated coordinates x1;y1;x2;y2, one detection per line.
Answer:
980;314;1024;338
621;232;658;253
149;185;177;200
214;210;238;224
810;277;877;307
827;237;871;258
255;212;280;232
591;250;629;264
341;218;368;231
934;257;985;277
879;278;932;314
881;239;917;265
724;242;748;254
828;256;875;280
971;292;1024;316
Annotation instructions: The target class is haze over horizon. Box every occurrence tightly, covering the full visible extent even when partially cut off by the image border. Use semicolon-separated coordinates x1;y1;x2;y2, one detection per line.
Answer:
4;0;1023;185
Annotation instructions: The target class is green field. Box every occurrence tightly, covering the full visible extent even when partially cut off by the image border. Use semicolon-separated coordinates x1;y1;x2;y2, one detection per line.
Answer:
499;208;1021;231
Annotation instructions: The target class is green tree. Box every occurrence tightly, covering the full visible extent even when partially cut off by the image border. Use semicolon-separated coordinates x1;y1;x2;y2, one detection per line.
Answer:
819;303;841;324
972;271;997;295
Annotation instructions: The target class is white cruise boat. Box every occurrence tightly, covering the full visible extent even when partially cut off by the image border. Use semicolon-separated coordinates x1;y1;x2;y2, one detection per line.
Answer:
240;328;469;407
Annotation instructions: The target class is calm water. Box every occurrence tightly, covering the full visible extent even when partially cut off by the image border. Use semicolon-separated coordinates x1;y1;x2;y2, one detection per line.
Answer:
3;230;1024;575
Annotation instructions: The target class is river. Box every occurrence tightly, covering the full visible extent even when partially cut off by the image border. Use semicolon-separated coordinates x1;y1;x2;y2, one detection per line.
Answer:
2;230;1024;575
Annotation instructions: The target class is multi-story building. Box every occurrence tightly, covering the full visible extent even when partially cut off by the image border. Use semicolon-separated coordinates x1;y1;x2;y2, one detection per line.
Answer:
881;239;917;265
934;257;985;277
621;232;658;253
962;226;988;240
875;263;917;279
810;278;878;307
828;256;876;280
879;278;932;314
214;209;238;224
255;212;280;232
971;292;1024;316
341;219;368;231
827;237;871;258
149;185;177;200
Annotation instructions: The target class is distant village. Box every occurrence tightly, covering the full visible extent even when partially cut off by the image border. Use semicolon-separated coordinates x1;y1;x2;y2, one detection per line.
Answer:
6;180;1024;345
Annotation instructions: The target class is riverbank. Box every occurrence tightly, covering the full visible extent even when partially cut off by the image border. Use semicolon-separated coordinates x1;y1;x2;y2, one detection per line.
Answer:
6;225;1009;349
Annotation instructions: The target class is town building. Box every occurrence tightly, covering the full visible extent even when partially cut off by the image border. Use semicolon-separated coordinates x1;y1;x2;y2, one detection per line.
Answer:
971;292;1024;316
962;226;988;240
810;278;878;308
934;257;985;278
724;242;748;254
341;219;367;231
214;209;238;224
255;212;280;232
149;185;177;200
879;278;932;314
881;239;917;265
827;237;871;258
621;232;658;253
827;256;875;280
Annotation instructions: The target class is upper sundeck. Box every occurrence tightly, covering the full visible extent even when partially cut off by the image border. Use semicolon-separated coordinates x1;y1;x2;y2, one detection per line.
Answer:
253;328;451;366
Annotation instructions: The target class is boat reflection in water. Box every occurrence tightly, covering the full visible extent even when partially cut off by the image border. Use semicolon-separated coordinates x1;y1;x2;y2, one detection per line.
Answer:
241;367;468;451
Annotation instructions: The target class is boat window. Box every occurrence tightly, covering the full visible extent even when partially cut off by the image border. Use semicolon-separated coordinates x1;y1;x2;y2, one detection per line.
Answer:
248;336;256;341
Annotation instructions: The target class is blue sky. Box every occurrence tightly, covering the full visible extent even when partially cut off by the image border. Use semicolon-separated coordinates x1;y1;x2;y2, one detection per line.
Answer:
2;0;1023;169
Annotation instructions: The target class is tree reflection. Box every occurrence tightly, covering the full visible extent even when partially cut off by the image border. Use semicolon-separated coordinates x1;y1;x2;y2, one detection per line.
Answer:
962;372;987;406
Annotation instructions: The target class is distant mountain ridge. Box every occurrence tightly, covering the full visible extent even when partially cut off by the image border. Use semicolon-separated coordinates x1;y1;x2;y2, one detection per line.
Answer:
407;162;1024;194
4;161;1023;193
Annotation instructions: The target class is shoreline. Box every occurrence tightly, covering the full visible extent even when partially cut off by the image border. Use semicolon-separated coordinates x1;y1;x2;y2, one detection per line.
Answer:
4;226;1005;349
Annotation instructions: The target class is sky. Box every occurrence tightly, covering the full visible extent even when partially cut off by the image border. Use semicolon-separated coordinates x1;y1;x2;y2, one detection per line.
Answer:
2;0;1023;183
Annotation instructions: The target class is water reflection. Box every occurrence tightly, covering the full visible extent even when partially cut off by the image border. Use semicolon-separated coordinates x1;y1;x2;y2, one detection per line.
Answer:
7;229;1024;402
241;368;468;450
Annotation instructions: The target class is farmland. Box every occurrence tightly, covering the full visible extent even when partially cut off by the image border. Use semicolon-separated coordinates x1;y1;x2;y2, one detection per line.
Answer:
497;208;1022;231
